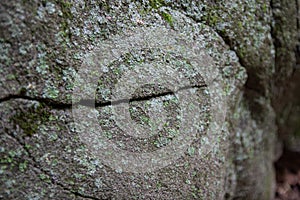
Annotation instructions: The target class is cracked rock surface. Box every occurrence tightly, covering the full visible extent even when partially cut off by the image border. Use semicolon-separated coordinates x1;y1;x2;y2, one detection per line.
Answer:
0;0;298;200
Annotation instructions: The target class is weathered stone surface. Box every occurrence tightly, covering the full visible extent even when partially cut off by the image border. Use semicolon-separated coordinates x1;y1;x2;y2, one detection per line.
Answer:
0;0;298;200
271;0;300;155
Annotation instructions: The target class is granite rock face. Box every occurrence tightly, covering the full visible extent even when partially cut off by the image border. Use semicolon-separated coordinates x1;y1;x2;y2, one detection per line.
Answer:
0;0;298;199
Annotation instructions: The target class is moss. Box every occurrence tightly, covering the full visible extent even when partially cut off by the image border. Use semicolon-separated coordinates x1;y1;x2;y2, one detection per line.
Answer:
56;0;73;20
295;127;300;136
161;11;173;26
147;0;173;26
42;81;60;99
0;154;14;164
100;1;111;12
187;146;195;156
6;74;16;80
18;161;28;172
262;3;268;13
10;104;50;136
156;181;162;188
202;6;223;27
0;149;27;173
56;0;73;41
149;0;165;9
39;173;51;183
24;144;32;150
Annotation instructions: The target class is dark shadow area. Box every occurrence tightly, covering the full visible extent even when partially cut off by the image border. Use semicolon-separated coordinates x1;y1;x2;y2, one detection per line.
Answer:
275;149;300;200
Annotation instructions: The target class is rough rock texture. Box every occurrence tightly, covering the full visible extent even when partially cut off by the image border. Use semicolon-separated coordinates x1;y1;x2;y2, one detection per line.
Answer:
271;0;300;152
0;0;298;200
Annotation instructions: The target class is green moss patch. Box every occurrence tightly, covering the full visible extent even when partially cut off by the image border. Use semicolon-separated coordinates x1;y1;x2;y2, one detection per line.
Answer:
10;104;50;136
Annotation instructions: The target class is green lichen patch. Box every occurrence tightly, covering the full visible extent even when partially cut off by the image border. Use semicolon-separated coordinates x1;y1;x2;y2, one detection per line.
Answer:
149;0;166;9
0;1;258;199
10;103;50;136
56;0;73;20
160;11;173;26
92;47;206;103
0;134;31;176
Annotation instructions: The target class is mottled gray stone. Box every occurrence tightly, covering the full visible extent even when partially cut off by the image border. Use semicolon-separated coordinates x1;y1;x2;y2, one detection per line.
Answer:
0;0;298;200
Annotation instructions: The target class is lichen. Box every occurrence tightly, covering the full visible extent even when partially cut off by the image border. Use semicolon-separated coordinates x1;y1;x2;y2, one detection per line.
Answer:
10;103;50;136
0;0;272;199
42;84;60;99
160;11;173;26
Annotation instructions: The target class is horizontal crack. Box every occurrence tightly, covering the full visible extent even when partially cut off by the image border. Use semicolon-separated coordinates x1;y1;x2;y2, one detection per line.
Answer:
0;84;207;109
0;94;71;109
2;85;208;200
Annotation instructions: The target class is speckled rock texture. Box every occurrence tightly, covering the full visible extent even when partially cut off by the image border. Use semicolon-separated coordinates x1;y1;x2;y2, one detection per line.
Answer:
0;0;298;200
271;0;300;153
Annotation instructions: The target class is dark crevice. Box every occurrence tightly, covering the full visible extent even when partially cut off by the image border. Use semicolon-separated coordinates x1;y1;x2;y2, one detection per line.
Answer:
296;0;299;32
5;133;102;200
184;11;269;118
270;0;276;70
0;94;72;109
275;148;300;199
210;29;266;97
182;11;248;74
1;83;207;199
0;84;207;109
295;0;300;70
184;12;260;108
183;6;273;98
271;0;300;199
